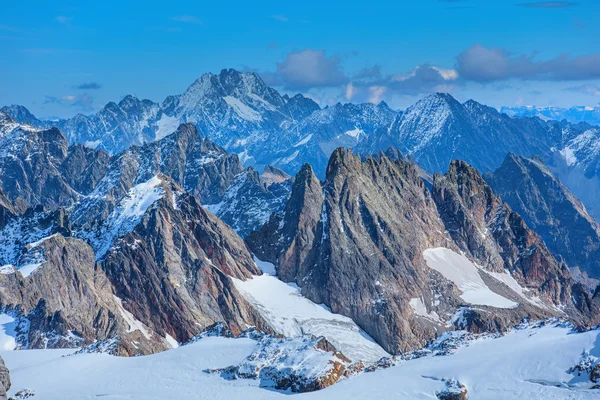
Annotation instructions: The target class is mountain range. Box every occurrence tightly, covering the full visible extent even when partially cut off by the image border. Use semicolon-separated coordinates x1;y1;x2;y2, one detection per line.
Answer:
502;104;600;126
3;70;600;224
2;69;600;398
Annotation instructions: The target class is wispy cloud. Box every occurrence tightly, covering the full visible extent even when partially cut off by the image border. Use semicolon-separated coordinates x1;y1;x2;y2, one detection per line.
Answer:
170;15;202;24
44;93;95;111
74;82;102;90
262;49;349;90
456;44;600;81
56;16;72;24
0;25;25;33
566;84;600;96
516;2;578;8
272;15;289;22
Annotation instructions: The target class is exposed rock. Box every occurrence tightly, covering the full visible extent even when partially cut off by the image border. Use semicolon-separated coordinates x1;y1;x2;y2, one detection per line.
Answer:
433;160;574;307
248;149;590;354
485;153;600;282
9;388;35;400
436;379;468;400
0;356;10;400
205;167;291;238
209;334;350;393
0;125;108;213
0;233;166;355
100;176;270;343
250;149;460;353
0;206;72;268
260;165;291;187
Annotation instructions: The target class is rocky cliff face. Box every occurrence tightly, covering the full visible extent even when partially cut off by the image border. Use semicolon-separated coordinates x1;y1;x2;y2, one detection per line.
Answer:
0;233;167;355
248;149;594;354
100;176;270;343
432;160;575;308
0;121;109;213
0;174;270;355
485;153;600;284
0;121;273;355
0;357;9;400
205;167;292;238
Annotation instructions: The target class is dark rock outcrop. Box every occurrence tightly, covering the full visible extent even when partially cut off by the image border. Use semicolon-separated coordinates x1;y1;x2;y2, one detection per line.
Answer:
0;234;167;355
248;149;593;354
485;153;600;282
100;177;270;343
0;357;10;400
0;125;108;213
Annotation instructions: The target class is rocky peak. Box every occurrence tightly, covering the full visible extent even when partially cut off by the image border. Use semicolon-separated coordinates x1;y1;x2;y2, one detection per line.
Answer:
261;165;291;187
249;148;597;355
283;93;320;121
0;105;45;129
0;111;18;137
485;152;600;283
433;160;579;308
325;148;363;179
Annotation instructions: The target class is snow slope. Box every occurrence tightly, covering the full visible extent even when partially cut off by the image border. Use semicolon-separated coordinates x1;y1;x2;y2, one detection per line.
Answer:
424;248;519;308
233;258;389;362
2;324;599;399
78;175;165;260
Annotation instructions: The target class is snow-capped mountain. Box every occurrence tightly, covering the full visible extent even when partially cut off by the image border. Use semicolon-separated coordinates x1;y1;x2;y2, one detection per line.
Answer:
3;69;396;177
0;106;49;130
502;104;600;126
267;101;397;177
1;106;600;398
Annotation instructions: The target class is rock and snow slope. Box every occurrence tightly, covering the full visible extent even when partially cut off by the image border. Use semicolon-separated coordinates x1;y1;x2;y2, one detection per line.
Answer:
1;324;599;399
233;258;389;362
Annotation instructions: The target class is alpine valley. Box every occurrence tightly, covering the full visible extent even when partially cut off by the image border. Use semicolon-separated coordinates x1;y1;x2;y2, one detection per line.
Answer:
1;69;600;400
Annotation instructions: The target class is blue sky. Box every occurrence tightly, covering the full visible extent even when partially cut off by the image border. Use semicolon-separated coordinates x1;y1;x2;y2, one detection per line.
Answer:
1;0;599;118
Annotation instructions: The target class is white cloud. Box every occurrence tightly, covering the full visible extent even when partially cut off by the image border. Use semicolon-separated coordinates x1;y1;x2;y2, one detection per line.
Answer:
264;49;349;90
457;44;600;82
368;86;387;103
345;83;358;101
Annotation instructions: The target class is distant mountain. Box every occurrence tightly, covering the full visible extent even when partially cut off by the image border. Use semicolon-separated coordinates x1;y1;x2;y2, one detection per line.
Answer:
2;69;395;178
502;105;600;126
0;105;49;130
6;86;600;224
356;93;600;223
485;153;600;285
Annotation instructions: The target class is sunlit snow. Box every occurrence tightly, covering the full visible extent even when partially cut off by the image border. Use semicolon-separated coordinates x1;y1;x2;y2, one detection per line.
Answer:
424;248;518;308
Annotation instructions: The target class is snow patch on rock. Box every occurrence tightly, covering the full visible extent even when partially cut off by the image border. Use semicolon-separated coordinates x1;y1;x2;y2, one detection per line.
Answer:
233;270;389;362
424;248;518;309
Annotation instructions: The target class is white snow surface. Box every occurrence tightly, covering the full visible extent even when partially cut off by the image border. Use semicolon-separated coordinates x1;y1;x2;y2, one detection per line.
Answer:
424;248;518;309
3;325;600;399
233;258;389;362
560;146;578;166
293;134;313;147
17;261;44;278
0;314;18;351
84;175;165;260
155;114;181;141
223;96;263;122
409;297;442;323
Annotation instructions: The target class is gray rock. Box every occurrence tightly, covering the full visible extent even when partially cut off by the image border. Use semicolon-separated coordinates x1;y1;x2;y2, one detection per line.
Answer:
485;153;600;283
248;149;595;354
0;356;10;400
